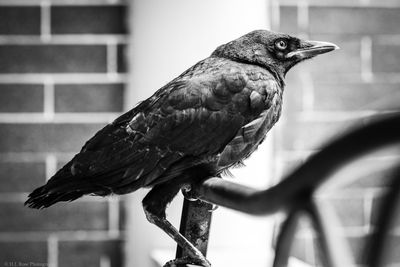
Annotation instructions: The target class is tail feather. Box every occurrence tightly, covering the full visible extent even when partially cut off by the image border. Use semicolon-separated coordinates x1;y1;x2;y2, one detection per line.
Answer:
25;185;84;209
24;162;106;209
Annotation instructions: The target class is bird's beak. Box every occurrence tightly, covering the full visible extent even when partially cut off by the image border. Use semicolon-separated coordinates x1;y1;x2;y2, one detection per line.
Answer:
286;40;340;59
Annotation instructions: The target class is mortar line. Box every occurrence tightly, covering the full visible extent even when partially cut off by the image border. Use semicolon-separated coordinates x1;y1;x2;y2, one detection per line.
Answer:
0;73;127;84
293;226;312;259
0;112;119;123
270;0;280;31
47;234;58;267
363;190;375;234
43;76;55;120
300;72;314;111
0;193;117;202
108;197;121;238
298;0;309;34
45;154;58;181
296;110;384;122
361;36;373;82
0;230;126;241
0;35;128;45
40;0;51;43
0;153;46;162
305;233;316;265
107;39;119;80
0;0;126;5
278;0;400;7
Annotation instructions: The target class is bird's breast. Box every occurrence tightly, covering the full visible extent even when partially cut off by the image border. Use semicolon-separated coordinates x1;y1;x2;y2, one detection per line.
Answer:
217;77;283;168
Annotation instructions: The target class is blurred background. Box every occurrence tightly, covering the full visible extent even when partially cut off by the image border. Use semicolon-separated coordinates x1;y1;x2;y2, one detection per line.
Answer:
0;0;400;266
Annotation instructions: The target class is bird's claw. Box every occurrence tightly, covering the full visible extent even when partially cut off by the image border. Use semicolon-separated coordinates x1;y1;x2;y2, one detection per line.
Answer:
163;256;211;267
181;185;199;201
208;204;218;212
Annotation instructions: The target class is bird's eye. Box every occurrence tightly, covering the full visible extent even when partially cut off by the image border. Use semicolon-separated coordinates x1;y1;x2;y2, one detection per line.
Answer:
275;40;287;50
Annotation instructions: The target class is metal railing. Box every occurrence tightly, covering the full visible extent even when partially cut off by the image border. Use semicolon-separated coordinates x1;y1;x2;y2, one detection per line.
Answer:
175;112;400;267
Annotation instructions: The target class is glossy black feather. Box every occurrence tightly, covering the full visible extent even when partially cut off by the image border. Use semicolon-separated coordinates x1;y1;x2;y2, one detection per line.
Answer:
26;30;293;208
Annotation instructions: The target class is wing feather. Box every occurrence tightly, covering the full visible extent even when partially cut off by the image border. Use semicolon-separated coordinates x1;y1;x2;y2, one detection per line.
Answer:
64;59;275;193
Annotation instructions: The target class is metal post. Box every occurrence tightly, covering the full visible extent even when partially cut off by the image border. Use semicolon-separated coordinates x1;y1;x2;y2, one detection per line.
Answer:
176;198;213;261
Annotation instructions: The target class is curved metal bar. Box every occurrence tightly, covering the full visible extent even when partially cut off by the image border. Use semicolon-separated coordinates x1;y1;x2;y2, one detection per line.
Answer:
367;165;400;267
195;113;400;215
272;209;301;267
305;200;355;267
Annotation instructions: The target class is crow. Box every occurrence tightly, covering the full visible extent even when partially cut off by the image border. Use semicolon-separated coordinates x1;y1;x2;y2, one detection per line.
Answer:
25;30;338;267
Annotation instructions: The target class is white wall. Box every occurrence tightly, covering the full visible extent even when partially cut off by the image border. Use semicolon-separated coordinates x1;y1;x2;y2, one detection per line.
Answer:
126;1;273;266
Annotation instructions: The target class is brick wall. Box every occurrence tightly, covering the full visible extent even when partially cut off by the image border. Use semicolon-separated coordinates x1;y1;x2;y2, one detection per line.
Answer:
0;1;127;267
271;0;400;265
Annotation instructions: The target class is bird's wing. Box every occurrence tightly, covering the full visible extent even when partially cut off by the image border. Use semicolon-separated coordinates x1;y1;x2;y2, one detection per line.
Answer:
68;63;270;191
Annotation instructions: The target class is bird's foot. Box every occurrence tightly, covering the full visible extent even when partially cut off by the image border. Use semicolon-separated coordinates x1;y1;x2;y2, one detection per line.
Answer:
163;256;211;267
181;184;200;201
181;184;217;211
208;204;218;212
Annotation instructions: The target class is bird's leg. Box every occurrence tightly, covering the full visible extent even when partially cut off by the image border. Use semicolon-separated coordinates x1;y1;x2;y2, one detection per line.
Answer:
143;182;211;267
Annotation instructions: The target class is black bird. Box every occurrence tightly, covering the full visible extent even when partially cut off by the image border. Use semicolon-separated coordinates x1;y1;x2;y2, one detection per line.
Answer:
26;30;338;267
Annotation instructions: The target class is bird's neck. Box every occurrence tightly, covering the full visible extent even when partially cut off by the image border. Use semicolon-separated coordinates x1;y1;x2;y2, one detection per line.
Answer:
211;55;285;88
265;65;285;88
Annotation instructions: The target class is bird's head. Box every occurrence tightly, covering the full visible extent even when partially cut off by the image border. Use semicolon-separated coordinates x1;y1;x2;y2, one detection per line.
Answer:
212;30;339;81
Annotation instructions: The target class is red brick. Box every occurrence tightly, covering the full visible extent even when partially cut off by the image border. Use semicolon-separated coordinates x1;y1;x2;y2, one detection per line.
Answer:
52;5;127;34
55;84;124;113
0;7;40;35
344;158;399;188
330;198;365;227
348;173;392;189
309;7;400;35
290;237;314;265
302;35;361;74
370;195;383;227
0;84;44;113
0;241;47;264
382;235;400;263
348;236;368;265
59;240;122;267
370;193;400;228
56;160;68;170
0;123;104;153
0;201;108;231
279;6;298;35
313;82;400;111
119;199;126;230
289;237;309;264
117;44;127;73
0;161;46;193
274;216;316;265
313;238;324;267
0;45;107;73
372;43;400;73
281;119;354;151
280;158;307;178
